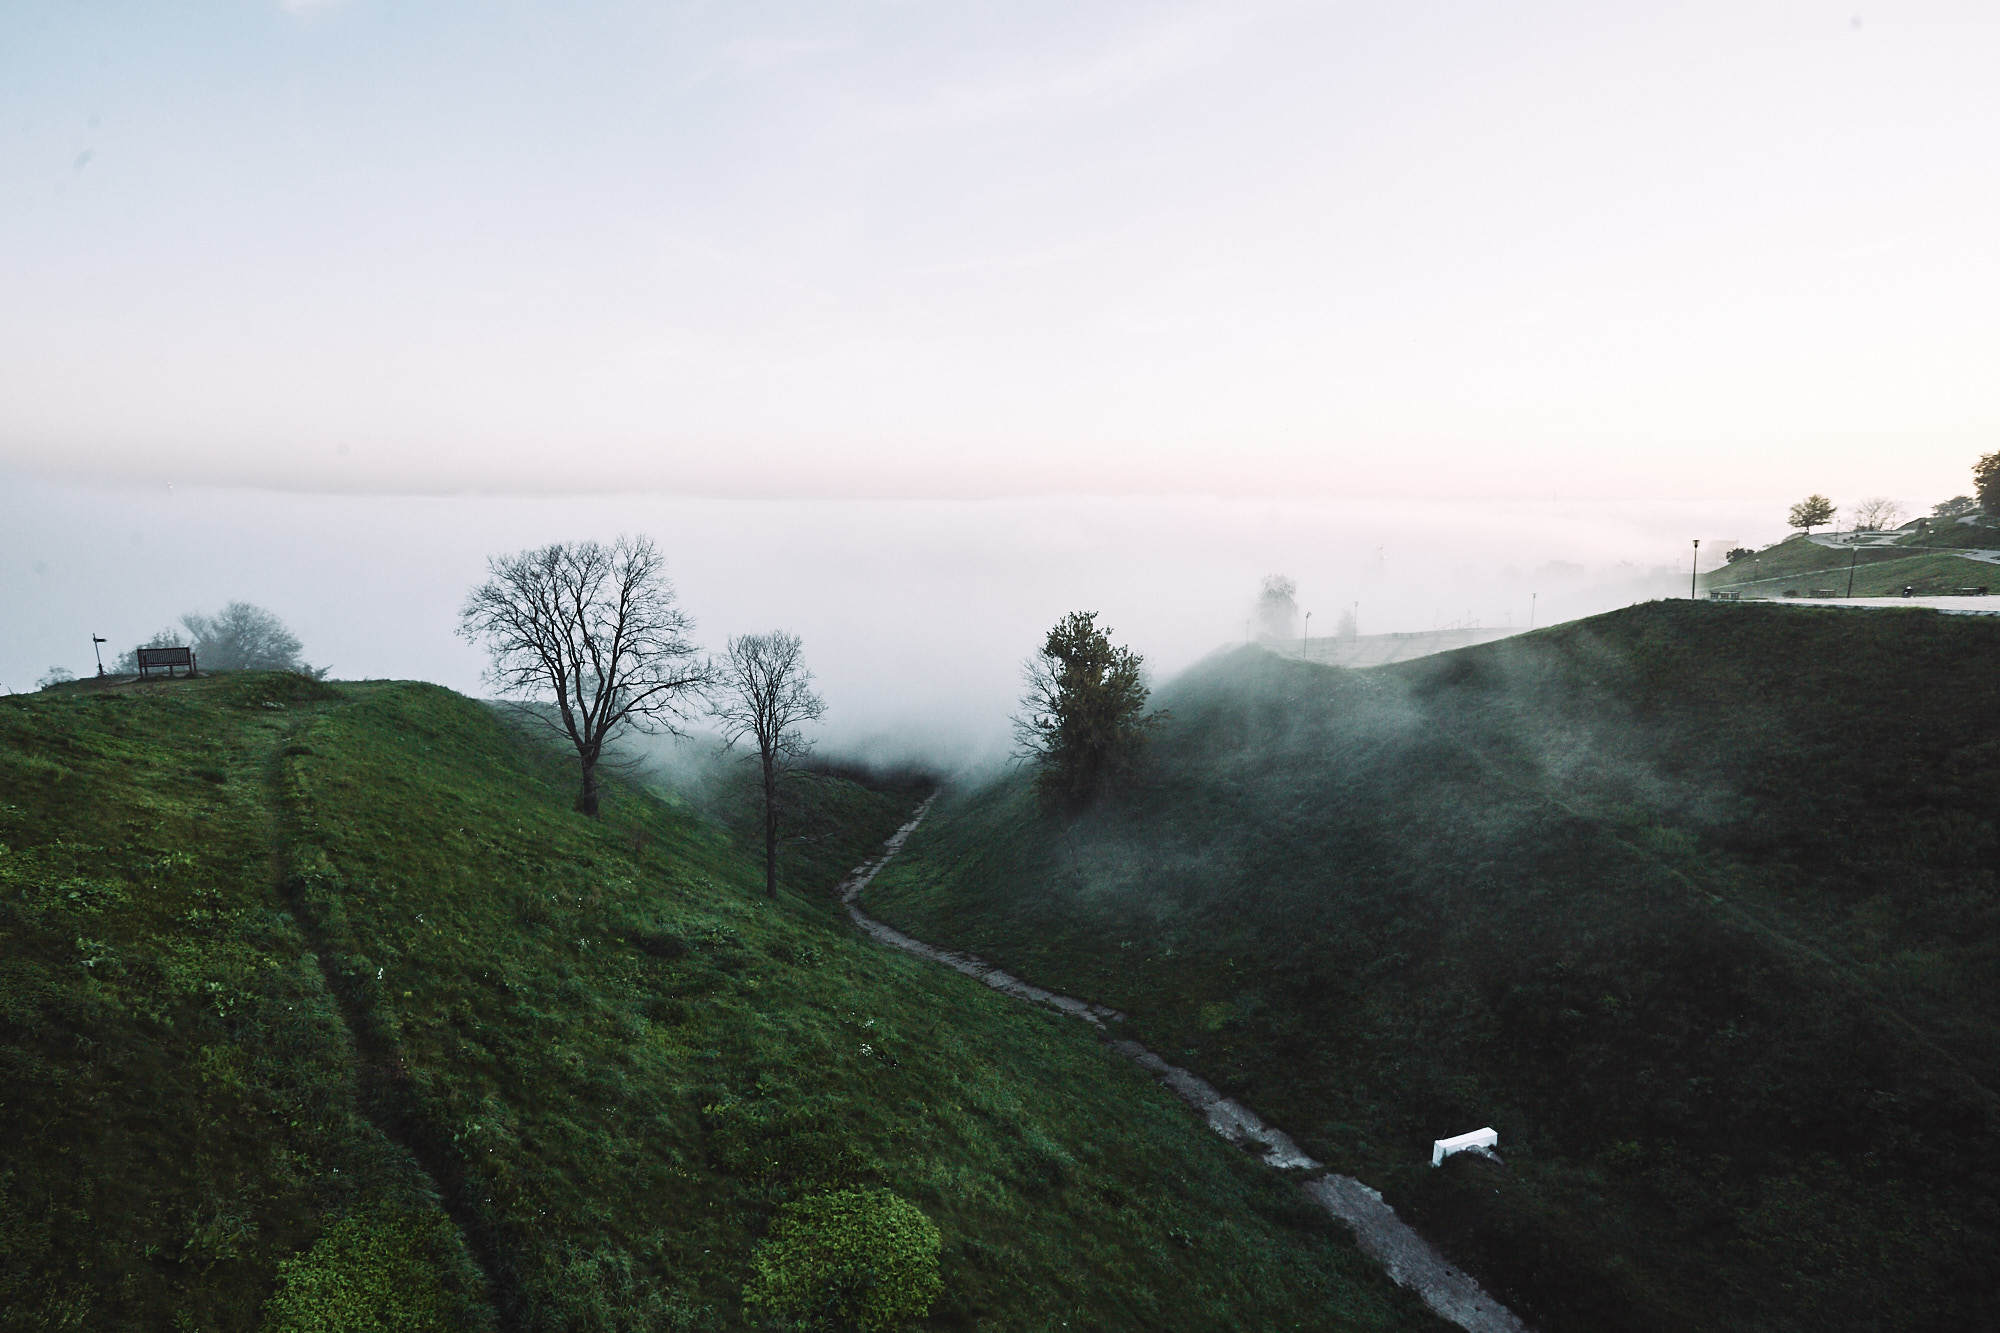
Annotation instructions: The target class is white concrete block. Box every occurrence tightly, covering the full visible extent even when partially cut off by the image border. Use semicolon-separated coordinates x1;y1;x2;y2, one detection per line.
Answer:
1430;1127;1499;1167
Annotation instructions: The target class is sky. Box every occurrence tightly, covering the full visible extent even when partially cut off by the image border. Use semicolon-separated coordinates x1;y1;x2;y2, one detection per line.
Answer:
4;2;1997;758
5;0;1997;502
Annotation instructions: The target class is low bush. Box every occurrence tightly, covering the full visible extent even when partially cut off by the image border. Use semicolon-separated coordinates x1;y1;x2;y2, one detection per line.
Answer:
741;1187;942;1332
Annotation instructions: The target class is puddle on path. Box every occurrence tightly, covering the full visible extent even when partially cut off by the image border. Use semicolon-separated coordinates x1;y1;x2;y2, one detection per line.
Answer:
839;799;1532;1333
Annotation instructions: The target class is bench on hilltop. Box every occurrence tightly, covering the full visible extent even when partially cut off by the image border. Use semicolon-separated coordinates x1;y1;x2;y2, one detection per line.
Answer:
137;646;197;680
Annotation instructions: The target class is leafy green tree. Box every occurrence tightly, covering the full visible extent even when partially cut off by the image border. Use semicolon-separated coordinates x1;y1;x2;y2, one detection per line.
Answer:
1787;494;1835;534
1013;611;1156;811
1975;452;2000;517
180;602;322;674
1255;574;1299;640
1933;495;1978;519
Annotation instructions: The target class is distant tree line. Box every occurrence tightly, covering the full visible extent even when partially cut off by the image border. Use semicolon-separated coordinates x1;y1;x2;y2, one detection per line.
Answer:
1784;451;2000;540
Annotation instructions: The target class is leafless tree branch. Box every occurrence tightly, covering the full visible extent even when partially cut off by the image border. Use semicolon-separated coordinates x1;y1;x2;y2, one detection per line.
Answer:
457;536;715;816
712;630;827;898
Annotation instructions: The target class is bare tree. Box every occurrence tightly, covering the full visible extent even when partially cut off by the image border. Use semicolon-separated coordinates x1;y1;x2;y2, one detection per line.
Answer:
458;537;712;817
713;631;826;899
1851;497;1905;532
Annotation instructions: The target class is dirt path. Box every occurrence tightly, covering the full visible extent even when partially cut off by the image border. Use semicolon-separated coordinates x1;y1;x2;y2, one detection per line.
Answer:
267;712;518;1332
840;799;1530;1333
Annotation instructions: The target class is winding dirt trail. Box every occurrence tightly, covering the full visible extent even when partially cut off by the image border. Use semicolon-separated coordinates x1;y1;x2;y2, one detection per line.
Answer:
839;798;1529;1333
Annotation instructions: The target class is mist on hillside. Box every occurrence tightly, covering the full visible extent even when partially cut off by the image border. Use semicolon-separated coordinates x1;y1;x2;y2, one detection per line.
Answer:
4;471;1778;770
987;628;1714;940
864;603;2000;1330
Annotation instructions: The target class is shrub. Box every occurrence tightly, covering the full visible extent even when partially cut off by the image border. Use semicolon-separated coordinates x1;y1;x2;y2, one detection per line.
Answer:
261;1203;480;1332
742;1187;942;1332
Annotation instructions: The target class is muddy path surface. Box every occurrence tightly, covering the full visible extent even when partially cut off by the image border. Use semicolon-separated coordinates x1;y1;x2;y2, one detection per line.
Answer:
839;798;1530;1333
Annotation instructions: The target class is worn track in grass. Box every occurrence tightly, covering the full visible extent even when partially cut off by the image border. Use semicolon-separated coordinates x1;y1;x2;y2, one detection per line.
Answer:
267;714;521;1333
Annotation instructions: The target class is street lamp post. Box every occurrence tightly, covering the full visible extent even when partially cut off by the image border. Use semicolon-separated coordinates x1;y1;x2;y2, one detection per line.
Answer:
1302;611;1310;659
1847;544;1860;598
1691;540;1700;599
91;635;107;677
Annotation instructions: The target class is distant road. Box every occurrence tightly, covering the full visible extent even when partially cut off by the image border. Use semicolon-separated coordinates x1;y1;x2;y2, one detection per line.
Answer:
1274;627;1521;667
1770;594;2000;615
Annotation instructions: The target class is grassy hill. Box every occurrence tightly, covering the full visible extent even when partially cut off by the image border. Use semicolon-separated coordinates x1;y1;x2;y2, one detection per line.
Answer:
1704;520;2000;597
0;672;1445;1331
864;601;2000;1332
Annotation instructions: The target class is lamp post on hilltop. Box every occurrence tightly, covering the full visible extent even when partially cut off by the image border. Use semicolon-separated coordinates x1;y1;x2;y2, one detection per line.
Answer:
1302;611;1310;659
91;635;107;678
1847;543;1860;598
1690;540;1700;599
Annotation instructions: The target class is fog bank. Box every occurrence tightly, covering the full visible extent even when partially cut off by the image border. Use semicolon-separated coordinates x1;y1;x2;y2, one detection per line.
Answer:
2;474;1782;768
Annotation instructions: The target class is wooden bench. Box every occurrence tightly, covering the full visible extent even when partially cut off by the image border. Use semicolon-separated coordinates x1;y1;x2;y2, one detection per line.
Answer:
1954;587;1990;597
136;646;196;679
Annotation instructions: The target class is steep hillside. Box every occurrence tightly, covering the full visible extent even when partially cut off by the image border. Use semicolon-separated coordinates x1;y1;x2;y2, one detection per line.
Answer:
0;673;1442;1331
865;601;2000;1332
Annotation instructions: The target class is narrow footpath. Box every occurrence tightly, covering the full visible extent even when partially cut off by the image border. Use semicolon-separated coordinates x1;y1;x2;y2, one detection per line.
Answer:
268;714;520;1333
839;798;1529;1333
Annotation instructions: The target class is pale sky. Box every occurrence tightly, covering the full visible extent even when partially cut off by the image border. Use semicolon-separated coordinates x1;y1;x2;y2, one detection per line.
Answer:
5;0;1997;502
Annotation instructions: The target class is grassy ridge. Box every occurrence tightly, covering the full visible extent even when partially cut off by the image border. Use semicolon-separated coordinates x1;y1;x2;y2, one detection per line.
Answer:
865;601;2000;1332
1705;526;2000;596
1;673;1443;1331
0;671;492;1331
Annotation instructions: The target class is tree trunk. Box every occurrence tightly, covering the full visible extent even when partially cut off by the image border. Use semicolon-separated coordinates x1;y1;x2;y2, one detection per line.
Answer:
577;757;601;817
762;752;778;899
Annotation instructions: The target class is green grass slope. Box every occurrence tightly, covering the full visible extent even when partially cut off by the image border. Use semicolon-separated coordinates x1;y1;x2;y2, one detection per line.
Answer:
866;601;2000;1333
0;672;1443;1332
1706;523;2000;597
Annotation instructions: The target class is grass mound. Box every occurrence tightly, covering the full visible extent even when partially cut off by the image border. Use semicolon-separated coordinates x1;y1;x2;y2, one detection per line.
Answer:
867;600;2000;1332
0;672;1442;1331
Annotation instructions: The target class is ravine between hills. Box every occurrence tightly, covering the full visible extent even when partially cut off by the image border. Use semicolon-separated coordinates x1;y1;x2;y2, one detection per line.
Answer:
840;797;1530;1333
